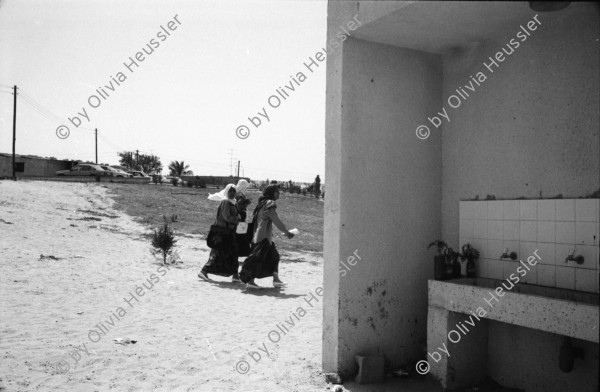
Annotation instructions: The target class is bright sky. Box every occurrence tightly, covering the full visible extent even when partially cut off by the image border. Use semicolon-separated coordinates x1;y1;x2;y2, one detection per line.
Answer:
0;0;327;183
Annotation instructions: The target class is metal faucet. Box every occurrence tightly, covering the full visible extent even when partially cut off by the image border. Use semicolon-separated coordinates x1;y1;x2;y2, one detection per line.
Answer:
500;248;518;261
565;248;584;264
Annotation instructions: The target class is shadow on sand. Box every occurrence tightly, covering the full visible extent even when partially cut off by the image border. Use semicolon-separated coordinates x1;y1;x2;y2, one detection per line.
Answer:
197;280;304;299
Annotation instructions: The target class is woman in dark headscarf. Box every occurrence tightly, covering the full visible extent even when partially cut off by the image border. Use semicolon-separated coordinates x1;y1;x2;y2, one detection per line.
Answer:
198;185;241;282
240;184;295;289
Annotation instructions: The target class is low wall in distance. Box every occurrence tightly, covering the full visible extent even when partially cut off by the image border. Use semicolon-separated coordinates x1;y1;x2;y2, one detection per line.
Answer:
5;176;151;184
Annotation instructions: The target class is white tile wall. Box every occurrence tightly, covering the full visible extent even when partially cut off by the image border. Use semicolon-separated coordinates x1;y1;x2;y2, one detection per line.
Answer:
504;240;519;257
460;219;474;238
537;200;556;221
459;199;599;293
576;222;597;245
488;259;503;280
474;220;487;239
556;266;575;290
537;264;556;287
503;200;520;220
488;202;503;220
575;268;596;292
520;221;537;242
473;202;487;220
536;243;555;265
556;200;575;221
575;199;598;222
520;200;537;220
555;221;575;244
488;220;503;240
537;221;555;243
503;221;519;241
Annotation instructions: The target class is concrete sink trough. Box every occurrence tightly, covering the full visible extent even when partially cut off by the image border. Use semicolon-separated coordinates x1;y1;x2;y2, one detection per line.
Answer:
427;278;599;390
429;278;599;343
448;277;599;305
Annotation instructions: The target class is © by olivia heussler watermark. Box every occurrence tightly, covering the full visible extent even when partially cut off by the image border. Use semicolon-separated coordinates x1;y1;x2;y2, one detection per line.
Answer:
415;249;541;375
55;14;182;140
50;264;172;374
414;14;542;140
234;249;362;374
235;15;362;139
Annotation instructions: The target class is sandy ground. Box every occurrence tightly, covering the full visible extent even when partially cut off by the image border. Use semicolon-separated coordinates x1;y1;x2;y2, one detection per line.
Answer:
0;180;326;392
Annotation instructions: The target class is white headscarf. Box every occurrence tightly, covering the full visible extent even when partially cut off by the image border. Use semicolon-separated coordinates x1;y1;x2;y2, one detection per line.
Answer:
207;183;236;202
235;179;249;195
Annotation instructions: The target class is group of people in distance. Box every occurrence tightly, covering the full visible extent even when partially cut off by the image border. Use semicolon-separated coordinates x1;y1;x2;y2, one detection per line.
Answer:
198;180;295;289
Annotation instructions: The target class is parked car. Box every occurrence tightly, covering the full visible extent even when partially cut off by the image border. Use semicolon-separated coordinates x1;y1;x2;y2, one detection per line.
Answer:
165;176;182;185
127;170;150;177
101;166;132;178
150;174;169;184
56;164;111;176
115;168;133;177
127;171;152;182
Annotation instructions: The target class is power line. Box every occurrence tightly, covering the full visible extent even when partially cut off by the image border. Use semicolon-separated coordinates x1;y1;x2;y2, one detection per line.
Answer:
18;90;64;119
17;97;62;123
17;88;95;131
17;96;96;135
18;93;64;123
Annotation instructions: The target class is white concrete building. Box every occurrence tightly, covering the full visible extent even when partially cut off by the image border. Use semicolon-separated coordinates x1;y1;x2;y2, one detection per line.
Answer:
323;2;599;391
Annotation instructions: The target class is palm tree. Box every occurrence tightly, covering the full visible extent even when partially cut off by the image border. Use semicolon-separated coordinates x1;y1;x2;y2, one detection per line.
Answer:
168;160;191;176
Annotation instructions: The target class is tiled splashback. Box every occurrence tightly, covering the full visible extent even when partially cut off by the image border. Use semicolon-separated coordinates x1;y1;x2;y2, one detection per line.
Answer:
459;199;599;293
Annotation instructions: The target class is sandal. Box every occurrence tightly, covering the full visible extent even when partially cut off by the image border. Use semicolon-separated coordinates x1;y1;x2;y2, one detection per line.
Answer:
198;271;212;282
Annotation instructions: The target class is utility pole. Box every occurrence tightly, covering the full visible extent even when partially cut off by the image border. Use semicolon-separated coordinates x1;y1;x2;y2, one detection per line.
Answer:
227;149;234;176
95;128;98;164
136;150;139;167
12;85;17;181
237;160;240;178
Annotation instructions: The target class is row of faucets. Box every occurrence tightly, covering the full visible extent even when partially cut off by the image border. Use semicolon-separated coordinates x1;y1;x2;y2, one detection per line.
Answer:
499;248;584;264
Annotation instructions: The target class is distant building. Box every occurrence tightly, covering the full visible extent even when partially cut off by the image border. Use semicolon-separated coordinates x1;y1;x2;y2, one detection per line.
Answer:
179;175;251;187
0;153;73;178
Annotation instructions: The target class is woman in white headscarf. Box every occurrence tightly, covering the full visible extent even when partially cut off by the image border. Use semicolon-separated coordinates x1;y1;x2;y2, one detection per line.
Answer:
235;179;249;195
207;183;236;202
199;185;241;282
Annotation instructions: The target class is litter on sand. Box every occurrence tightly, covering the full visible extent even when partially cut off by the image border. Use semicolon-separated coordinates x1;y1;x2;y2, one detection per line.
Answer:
114;338;137;345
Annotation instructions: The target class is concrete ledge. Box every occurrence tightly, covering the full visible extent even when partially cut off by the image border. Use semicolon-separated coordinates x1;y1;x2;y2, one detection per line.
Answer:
429;279;599;343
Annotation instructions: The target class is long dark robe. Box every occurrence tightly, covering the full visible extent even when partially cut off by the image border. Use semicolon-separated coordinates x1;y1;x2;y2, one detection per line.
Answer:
202;200;239;277
235;194;252;257
239;185;281;282
239;239;280;283
203;240;238;277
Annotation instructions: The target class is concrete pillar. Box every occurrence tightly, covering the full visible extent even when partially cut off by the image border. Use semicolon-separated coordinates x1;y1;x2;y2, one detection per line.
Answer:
324;10;443;378
428;306;488;389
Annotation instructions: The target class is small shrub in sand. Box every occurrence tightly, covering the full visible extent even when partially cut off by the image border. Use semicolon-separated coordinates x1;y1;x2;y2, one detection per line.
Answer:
151;218;177;264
